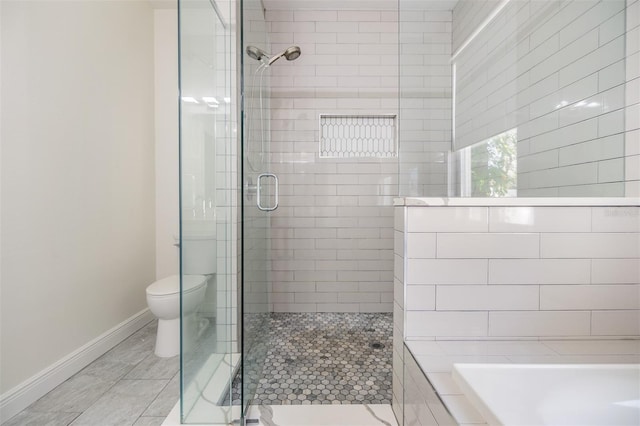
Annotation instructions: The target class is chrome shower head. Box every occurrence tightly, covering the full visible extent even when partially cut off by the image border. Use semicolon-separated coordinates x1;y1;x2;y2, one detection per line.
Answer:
267;46;301;65
246;45;269;62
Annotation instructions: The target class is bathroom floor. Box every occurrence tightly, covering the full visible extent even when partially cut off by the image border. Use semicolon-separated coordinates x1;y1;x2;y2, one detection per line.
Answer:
4;321;177;426
5;313;394;425
229;312;393;406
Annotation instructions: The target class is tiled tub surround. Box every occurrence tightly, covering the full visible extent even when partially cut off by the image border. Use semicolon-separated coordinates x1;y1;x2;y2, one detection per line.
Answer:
392;197;640;424
404;339;640;426
398;199;640;340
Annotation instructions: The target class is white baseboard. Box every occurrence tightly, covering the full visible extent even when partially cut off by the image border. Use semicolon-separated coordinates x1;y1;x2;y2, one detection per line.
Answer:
0;308;155;423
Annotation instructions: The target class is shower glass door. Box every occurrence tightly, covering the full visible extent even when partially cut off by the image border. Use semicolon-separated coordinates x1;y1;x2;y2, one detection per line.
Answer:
178;0;238;424
241;0;273;418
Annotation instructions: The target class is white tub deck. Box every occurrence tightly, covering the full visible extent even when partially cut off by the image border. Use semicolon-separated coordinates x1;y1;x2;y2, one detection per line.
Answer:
453;363;640;426
394;197;640;206
405;339;640;425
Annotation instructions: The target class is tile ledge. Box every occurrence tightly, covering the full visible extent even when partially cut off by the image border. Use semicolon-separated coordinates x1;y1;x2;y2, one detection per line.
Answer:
394;197;640;207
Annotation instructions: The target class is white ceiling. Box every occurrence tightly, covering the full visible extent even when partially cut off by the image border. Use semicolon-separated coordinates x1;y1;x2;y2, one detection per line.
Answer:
262;0;458;11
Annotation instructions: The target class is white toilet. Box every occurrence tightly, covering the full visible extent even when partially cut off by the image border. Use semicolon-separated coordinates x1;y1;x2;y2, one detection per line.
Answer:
146;230;216;357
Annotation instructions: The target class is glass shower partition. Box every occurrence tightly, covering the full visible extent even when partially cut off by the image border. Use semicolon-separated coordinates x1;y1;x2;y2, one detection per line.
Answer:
179;0;239;424
241;0;273;418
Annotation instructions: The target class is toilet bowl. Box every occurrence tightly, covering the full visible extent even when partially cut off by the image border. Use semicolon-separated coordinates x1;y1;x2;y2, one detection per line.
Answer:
146;274;207;357
146;224;216;357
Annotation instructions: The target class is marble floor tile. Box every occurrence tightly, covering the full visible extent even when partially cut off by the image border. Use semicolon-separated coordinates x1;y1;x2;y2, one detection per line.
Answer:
247;403;399;426
101;323;157;366
5;320;162;426
70;379;169;426
1;411;80;426
229;313;393;406
28;374;117;413
9;313;397;426
142;373;180;417
132;417;166;426
125;353;179;380
78;355;137;382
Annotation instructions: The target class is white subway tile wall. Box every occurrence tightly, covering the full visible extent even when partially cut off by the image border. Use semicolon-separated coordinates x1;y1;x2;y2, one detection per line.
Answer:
249;0;638;318
187;0;239;351
452;0;502;53
265;6;399;313
452;0;637;196
399;5;453;197
392;207;405;424
626;0;640;195
400;205;640;339
244;3;272;318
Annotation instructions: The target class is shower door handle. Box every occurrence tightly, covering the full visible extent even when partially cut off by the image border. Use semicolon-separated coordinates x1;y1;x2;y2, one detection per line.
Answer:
256;173;279;211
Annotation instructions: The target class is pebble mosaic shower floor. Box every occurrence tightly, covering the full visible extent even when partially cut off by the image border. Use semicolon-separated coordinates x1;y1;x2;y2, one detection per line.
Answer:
229;312;393;406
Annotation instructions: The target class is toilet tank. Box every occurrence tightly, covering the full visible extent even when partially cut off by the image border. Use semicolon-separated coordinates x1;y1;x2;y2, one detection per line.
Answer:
180;221;217;275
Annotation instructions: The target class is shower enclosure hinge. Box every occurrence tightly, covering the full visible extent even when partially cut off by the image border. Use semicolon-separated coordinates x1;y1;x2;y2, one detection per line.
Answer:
244;176;257;195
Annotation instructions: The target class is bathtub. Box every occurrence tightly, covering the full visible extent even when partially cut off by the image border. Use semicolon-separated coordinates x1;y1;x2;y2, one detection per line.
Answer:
452;363;640;425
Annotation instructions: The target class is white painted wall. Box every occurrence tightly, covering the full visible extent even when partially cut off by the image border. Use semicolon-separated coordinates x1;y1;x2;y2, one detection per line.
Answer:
0;0;156;395
154;7;180;281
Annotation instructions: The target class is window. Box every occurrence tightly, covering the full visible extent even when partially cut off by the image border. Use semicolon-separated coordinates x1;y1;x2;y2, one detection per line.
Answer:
459;129;517;197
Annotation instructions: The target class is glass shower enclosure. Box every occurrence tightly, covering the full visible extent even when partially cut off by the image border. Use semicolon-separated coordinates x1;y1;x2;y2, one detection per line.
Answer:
178;0;239;423
178;0;273;422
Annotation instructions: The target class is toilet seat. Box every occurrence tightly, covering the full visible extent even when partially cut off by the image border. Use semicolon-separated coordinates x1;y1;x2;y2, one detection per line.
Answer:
146;274;207;297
